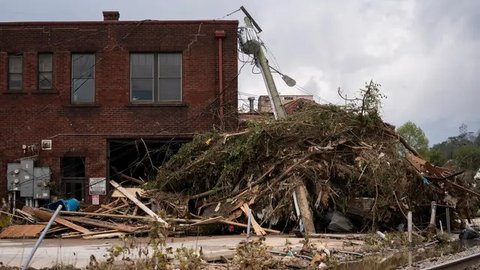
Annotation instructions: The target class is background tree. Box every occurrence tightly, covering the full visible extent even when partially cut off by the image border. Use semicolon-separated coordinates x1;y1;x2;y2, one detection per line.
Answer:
454;145;480;170
396;121;429;157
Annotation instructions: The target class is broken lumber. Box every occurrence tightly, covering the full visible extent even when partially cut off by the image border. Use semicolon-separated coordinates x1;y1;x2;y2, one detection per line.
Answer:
110;180;168;226
240;204;266;236
58;211;153;220
83;232;126;239
218;219;281;234
62;216;138;233
26;207;91;234
0;224;45;239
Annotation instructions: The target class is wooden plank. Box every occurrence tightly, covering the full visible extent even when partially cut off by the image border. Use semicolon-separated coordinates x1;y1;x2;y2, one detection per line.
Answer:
26;207;91;234
188;216;223;226
83;232;125;239
0;224;45;238
218;219;281;234
62;216;138;233
112;188;147;198
102;203;129;214
240;204;266;236
58;211;153;220
110;180;168;226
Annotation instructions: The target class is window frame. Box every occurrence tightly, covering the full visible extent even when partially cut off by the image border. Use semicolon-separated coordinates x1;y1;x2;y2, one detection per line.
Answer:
130;52;182;104
129;53;155;103
8;54;23;91
38;53;54;90
71;53;96;104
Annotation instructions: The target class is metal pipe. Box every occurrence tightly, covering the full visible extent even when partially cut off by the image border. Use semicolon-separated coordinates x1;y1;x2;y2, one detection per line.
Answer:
21;204;62;270
215;30;226;130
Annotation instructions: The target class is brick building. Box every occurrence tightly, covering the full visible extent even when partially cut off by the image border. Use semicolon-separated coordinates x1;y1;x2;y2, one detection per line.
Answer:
0;11;238;204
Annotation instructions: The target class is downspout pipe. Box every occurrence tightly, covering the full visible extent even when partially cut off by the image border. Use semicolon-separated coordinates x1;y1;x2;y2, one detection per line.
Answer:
215;30;226;130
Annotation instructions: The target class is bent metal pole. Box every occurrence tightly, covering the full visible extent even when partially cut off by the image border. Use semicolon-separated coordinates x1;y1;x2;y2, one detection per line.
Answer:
21;204;63;270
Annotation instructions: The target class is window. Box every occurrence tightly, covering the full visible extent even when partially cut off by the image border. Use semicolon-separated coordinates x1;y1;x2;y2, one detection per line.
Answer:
71;54;95;104
130;53;182;103
8;54;23;91
38;53;53;90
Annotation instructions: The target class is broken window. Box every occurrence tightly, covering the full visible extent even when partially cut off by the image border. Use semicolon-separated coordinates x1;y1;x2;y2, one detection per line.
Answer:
38;53;53;90
130;53;182;103
8;54;23;91
71;53;95;104
61;156;85;201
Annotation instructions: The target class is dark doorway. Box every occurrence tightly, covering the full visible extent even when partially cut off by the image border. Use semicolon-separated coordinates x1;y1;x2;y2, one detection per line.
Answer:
61;156;85;201
108;139;188;184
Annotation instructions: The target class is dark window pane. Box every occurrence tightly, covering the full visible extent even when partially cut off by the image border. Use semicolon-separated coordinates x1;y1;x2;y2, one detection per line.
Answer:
8;74;22;90
72;54;95;78
131;54;154;77
72;78;94;103
159;78;181;101
39;54;53;72
132;78;153;101
159;53;181;77
39;72;53;89
9;55;22;73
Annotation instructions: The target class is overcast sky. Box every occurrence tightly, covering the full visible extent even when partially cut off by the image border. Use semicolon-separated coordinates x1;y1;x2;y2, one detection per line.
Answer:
2;0;479;144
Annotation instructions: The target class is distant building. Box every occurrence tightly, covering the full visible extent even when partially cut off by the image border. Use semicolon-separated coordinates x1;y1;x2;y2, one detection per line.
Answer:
257;95;314;113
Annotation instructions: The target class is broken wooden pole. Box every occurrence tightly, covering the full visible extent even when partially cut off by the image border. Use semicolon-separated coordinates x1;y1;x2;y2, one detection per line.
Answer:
110;180;168;227
430;201;437;227
407;211;412;245
446;207;451;234
293;181;316;235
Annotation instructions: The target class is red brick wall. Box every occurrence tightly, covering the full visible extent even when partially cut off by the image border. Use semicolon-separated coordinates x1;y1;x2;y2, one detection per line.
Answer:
0;20;238;201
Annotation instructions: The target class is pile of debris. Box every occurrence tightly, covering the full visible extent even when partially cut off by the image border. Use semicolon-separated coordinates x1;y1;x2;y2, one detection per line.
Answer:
1;103;479;240
0;180;160;239
149;102;480;234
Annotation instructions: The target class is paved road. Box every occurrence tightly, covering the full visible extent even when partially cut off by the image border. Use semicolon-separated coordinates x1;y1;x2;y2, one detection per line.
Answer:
0;235;323;268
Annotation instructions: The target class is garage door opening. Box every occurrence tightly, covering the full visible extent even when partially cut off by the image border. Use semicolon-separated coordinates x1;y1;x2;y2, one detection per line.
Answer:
108;139;188;184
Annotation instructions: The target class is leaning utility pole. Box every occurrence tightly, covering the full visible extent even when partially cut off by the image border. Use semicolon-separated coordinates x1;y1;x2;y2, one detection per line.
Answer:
238;8;287;120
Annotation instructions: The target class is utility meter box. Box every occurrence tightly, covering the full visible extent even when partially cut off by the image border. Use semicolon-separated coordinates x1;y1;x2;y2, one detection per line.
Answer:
7;159;51;199
33;167;50;199
6;163;22;191
20;159;34;197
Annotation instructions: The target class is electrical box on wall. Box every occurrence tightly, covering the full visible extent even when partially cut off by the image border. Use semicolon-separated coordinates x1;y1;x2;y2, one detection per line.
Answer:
6;159;51;199
6;163;21;191
20;159;34;197
34;167;51;199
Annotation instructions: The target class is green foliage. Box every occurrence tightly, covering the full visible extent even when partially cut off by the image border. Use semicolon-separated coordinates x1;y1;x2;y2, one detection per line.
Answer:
427;149;447;166
454;145;480;170
430;124;480;169
86;222;204;270
396;121;429;157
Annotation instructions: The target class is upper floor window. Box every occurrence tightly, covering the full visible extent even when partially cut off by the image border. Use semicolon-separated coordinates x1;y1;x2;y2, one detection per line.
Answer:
71;54;95;104
38;53;53;90
8;54;23;91
130;53;182;103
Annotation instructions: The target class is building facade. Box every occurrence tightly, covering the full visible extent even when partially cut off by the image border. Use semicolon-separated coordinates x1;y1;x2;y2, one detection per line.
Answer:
0;11;238;203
